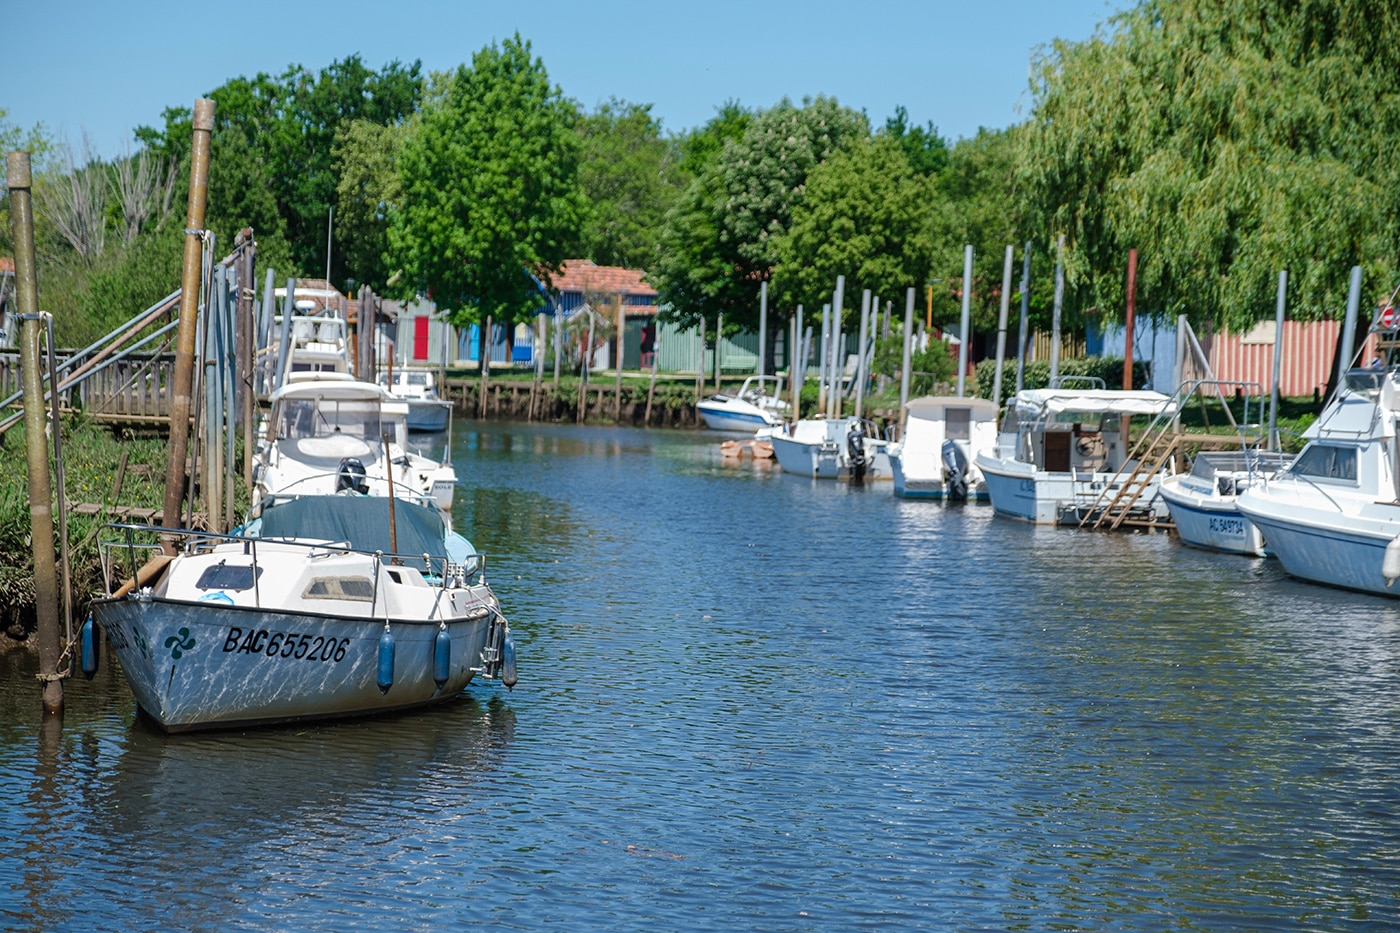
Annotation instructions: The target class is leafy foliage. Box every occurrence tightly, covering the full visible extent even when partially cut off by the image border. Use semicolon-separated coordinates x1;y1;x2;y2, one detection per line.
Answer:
1018;0;1400;330
389;36;585;330
772;136;939;330
650;96;868;332
575;99;682;270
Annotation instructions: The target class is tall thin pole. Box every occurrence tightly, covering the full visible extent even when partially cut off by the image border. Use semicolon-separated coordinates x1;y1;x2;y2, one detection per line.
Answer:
992;245;1013;406
614;295;624;422
957;244;973;397
1049;234;1065;387
1016;241;1031;393
829;276;845;418
325;207;333;287
1339;265;1363;379
855;289;872;419
816;304;830;416
899;288;915;438
1123;248;1138;390
758;281;768;377
1269;270;1287;448
9;150;63;714
714;313;723;391
162;98;215;534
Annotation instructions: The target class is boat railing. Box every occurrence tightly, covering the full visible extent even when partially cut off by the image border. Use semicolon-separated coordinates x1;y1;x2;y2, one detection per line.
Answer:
1048;375;1106;390
97;522;487;601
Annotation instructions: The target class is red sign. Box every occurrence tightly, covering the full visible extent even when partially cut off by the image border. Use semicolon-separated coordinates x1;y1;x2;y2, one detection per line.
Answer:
1382;306;1398;328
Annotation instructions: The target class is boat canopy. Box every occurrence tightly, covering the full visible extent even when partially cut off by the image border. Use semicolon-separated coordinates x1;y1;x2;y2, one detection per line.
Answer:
1014;389;1177;418
905;395;999;419
258;495;448;561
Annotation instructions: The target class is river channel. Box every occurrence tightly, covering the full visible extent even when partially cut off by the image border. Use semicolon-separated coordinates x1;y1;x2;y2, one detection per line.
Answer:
2;420;1398;930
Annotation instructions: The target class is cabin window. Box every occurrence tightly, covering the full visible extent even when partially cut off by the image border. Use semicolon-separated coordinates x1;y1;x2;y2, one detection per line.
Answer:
946;408;971;441
1290;444;1357;482
304;577;375;601
195;562;262;592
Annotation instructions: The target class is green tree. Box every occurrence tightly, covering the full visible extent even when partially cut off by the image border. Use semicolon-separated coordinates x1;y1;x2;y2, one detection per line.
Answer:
333;118;405;291
575;99;680;270
884;105;950;177
651;96;868;333
1018;0;1400;331
389;35;585;343
772;135;939;326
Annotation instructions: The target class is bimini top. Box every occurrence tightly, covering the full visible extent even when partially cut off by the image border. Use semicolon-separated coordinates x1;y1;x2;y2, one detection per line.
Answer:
1013;388;1177;418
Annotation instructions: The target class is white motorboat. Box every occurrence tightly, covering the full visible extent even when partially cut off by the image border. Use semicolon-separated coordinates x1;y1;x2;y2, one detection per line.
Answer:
697;375;791;433
768;416;891;481
84;494;516;732
1236;366;1400;596
282;301;352;377
974;386;1178;524
889;396;999;500
379;369;454;433
254;373;457;511
1160;449;1293;556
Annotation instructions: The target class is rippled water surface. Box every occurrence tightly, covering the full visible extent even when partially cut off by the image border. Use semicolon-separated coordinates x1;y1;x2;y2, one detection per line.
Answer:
4;421;1400;930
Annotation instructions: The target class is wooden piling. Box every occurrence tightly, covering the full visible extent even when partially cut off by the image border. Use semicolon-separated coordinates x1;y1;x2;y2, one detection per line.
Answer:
162;98;214;535
8;150;63;714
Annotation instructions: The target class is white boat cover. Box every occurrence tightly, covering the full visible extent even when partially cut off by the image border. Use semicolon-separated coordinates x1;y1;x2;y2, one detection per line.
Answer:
1014;389;1177;417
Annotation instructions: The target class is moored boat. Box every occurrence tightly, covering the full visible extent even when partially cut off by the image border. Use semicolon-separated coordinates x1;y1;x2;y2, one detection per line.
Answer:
1236;365;1400;595
379;369;454;432
974;386;1178;524
253;372;456;511
767;416;891;481
86;494;516;732
889;395;999;500
1160;449;1293;556
697;375;791;433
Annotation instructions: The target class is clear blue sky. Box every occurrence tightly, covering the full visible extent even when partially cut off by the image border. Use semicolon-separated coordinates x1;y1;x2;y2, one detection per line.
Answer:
3;0;1128;161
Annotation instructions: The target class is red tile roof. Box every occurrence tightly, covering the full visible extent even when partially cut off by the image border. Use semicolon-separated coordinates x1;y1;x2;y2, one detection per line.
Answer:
0;257;13;274
549;260;656;297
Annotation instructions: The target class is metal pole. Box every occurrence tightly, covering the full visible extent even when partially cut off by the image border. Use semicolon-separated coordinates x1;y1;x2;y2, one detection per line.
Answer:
855;290;872;419
992;245;1013;406
792;304;804;417
899;287;915;439
758;281;768;377
958;245;973;397
816;304;830;416
1269;270;1287;448
1123;248;1138;389
714;313;723;391
162;98;214;534
1016;241;1031;393
42;314;72;652
829;276;846;418
1050;234;1065;387
8;151;63;714
1339;265;1362;378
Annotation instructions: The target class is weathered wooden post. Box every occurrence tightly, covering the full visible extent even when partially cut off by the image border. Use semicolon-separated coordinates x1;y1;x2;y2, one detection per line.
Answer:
1015;241;1032;394
479;315;492;418
1123;248;1138;390
957;246;973;398
8;150;63;714
1050;234;1065;388
854;290;871;419
614;295;624;423
645;316;659;426
992;245;1014;406
162;97;215;536
899;288;915;439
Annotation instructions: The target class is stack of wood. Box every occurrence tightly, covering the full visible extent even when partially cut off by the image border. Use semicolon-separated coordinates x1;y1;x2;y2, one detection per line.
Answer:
719;438;774;460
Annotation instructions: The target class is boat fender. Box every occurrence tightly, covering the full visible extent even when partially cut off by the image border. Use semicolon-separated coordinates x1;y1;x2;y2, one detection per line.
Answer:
80;615;99;679
1384;535;1400;588
433;626;451;689
377;626;396;693
502;634;518;690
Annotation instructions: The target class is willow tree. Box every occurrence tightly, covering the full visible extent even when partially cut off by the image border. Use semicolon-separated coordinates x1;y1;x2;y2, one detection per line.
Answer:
389;35;585;343
1018;0;1400;331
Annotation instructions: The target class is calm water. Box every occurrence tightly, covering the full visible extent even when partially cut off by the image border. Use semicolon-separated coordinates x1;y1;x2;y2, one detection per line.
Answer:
3;421;1399;931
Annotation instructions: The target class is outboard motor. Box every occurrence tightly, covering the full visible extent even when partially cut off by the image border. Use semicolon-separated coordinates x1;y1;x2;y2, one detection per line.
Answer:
336;457;370;494
846;424;868;481
942;439;970;500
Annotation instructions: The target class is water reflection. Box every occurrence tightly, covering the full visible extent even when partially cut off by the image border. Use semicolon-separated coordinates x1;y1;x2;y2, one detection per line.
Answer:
1;421;1398;929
